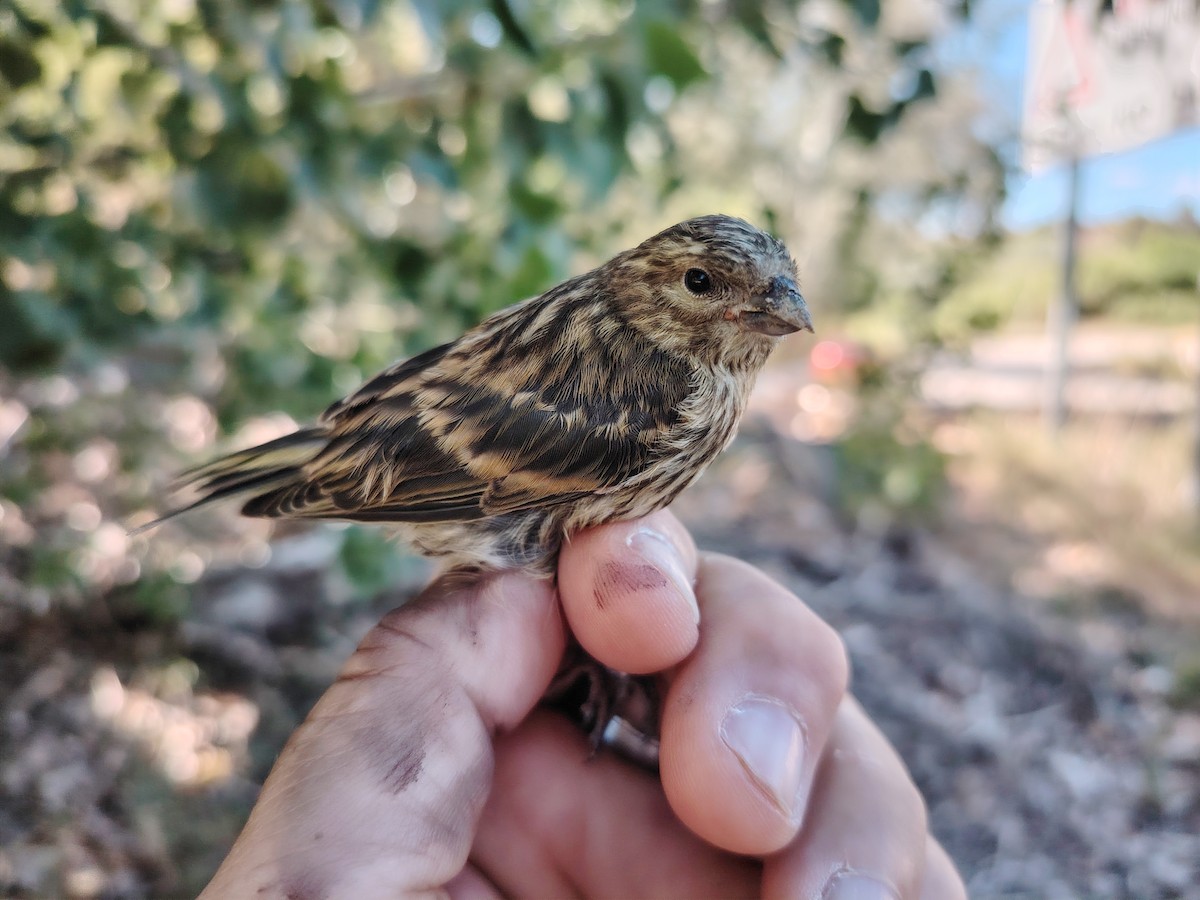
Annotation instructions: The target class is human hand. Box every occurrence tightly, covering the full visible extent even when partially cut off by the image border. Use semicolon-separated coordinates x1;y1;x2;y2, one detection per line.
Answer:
201;511;965;898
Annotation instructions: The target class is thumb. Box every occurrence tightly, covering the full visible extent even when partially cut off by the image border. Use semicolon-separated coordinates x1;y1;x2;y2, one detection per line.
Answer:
202;571;564;898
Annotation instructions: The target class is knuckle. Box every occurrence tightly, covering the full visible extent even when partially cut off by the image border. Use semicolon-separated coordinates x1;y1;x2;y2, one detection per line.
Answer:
346;606;445;679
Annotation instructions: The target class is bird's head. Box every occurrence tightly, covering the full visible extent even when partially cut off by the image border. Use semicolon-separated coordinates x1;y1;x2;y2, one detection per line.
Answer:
607;214;813;368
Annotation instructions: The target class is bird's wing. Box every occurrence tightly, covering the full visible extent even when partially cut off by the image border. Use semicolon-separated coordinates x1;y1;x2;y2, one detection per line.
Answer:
241;341;694;523
318;341;455;423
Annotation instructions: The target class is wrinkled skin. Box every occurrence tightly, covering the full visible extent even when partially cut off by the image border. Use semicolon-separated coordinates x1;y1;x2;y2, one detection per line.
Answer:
202;512;965;899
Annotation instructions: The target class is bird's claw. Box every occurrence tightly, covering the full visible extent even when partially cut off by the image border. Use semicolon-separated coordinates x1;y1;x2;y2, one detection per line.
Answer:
544;652;661;770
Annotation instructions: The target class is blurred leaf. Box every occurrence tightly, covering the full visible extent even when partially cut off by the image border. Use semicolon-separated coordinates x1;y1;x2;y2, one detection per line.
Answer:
196;144;294;229
643;22;707;89
845;94;895;143
597;69;631;143
7;4;52;39
337;526;411;598
843;0;881;28
0;291;71;369
831;402;946;522
0;45;39;91
0;36;41;88
123;571;190;625
506;241;555;299
816;32;846;65
510;179;562;223
912;68;936;103
727;0;781;56
488;0;537;56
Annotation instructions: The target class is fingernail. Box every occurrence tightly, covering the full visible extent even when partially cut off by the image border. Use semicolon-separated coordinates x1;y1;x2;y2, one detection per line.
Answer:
821;869;900;900
627;527;699;624
720;695;807;820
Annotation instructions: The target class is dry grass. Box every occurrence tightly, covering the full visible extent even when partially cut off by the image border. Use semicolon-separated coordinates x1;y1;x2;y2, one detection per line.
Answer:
935;411;1200;622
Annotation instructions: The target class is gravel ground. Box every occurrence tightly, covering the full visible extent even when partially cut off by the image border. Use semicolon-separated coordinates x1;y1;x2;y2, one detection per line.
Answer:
678;429;1200;900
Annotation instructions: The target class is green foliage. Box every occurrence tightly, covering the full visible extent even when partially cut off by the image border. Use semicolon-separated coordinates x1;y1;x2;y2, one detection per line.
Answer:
0;0;975;393
826;370;947;525
936;218;1200;341
1077;221;1200;318
2;0;735;399
843;0;882;28
121;569;190;625
831;418;946;523
643;22;707;89
1171;655;1200;711
0;0;981;616
336;525;423;599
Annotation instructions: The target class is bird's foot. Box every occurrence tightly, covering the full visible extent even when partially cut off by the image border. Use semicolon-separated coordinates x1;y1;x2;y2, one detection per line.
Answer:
543;651;661;770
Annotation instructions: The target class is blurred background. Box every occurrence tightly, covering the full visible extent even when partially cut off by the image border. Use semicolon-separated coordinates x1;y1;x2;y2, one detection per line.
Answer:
1;0;1198;895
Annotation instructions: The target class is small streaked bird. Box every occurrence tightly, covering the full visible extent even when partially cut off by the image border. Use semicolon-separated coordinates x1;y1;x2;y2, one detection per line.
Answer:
154;215;813;575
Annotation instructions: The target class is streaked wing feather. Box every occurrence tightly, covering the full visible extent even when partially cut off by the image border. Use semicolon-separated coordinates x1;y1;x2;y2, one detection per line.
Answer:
244;303;694;524
319;341;454;423
246;387;688;523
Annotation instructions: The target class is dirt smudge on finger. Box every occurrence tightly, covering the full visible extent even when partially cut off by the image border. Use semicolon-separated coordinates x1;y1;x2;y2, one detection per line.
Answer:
593;560;669;610
382;742;425;794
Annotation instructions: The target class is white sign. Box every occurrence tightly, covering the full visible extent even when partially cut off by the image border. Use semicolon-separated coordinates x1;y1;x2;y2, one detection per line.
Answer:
1022;0;1200;171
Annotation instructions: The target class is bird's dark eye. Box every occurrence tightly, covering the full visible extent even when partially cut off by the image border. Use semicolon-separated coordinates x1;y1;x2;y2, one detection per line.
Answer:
683;268;713;294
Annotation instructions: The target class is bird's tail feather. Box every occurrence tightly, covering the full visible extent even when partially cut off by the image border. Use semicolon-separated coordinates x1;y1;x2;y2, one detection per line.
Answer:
132;427;327;534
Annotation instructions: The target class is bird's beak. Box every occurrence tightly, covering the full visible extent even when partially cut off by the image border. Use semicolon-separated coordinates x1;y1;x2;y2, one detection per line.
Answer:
740;275;814;336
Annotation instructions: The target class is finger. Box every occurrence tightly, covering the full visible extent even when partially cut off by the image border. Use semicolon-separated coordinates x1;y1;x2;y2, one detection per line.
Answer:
445;866;503;900
920;839;967;900
763;699;928;900
660;555;849;856
201;572;563;899
471;711;759;898
559;509;701;674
